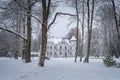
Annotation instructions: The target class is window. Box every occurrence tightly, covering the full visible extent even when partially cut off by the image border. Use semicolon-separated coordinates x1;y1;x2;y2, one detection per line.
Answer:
50;45;52;49
50;51;52;55
65;52;67;57
65;46;67;49
54;52;56;55
60;46;62;49
70;52;72;55
54;46;56;49
60;52;62;55
47;52;49;55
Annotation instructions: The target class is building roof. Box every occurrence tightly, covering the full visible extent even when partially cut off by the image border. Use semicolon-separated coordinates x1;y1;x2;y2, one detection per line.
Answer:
70;36;76;41
47;38;62;44
47;38;71;45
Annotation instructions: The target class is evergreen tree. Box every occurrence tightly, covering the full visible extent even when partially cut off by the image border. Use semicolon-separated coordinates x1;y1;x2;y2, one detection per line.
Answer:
103;56;116;67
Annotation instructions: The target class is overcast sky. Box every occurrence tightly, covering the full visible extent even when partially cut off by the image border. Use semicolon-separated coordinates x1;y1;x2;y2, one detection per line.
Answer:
49;3;76;38
31;1;78;39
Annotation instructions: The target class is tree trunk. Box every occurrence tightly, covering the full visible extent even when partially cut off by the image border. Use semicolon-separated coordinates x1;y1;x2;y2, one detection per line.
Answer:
22;15;26;60
21;0;26;60
14;28;19;59
84;0;90;63
75;0;79;62
111;0;120;40
111;0;120;57
39;0;47;66
25;0;32;63
14;1;20;60
84;0;94;63
14;30;19;59
80;0;85;62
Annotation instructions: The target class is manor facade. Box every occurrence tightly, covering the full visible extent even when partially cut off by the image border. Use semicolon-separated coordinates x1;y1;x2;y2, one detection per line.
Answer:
40;36;76;58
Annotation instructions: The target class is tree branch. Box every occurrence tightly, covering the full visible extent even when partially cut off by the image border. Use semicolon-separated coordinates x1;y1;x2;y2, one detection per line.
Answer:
0;27;26;40
12;0;45;26
0;6;7;9
31;0;41;6
47;12;77;31
15;11;43;25
46;0;51;20
13;0;28;11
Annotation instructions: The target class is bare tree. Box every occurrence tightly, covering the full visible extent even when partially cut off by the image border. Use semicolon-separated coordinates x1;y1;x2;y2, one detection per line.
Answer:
80;0;85;62
111;0;120;41
0;0;27;59
13;0;41;62
39;0;77;66
39;0;48;66
84;0;94;63
96;0;120;57
74;0;80;62
23;0;32;63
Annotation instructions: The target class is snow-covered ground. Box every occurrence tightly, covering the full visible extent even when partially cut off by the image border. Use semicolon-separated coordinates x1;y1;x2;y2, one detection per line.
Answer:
0;57;120;80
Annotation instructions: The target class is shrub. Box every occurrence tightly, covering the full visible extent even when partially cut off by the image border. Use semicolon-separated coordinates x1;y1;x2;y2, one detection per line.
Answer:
103;56;116;67
116;63;120;68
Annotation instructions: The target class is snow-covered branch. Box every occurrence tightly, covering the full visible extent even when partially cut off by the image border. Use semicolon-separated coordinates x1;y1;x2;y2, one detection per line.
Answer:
15;11;43;25
0;27;27;40
0;6;7;9
47;12;77;31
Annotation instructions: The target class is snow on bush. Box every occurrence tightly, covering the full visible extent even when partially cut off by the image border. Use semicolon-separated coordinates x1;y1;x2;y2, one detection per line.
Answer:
103;56;116;67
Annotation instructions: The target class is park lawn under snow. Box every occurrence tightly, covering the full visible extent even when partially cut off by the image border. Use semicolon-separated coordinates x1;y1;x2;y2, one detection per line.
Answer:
0;57;120;80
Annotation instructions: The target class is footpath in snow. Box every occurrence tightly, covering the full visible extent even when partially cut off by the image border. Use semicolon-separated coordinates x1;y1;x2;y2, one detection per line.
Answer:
0;57;120;80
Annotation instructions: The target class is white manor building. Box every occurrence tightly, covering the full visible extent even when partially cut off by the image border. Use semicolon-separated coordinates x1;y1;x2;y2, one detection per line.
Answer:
39;36;76;58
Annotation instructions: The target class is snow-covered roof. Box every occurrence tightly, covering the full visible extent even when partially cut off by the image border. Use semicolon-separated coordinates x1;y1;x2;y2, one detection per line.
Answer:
70;36;76;41
47;38;71;45
63;39;71;45
47;38;62;44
